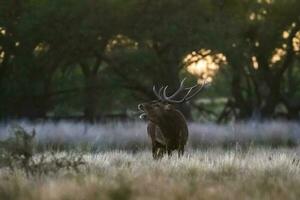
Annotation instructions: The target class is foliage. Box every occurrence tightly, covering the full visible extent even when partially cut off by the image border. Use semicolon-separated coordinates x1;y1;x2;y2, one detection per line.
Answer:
0;124;85;176
0;124;36;171
0;0;299;121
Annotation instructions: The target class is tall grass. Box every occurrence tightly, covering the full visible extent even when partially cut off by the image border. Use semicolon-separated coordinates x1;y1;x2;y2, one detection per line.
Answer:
0;149;299;200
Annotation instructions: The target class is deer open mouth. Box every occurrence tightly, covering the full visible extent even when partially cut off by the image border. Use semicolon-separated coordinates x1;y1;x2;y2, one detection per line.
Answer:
139;113;147;119
138;104;148;119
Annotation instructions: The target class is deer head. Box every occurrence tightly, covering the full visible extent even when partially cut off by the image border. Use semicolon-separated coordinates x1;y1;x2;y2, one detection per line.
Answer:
138;78;207;122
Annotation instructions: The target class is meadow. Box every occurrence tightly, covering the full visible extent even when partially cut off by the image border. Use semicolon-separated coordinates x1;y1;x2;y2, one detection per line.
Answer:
0;121;300;200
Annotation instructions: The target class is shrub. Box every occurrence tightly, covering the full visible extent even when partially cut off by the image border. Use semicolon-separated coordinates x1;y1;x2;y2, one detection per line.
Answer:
0;124;85;176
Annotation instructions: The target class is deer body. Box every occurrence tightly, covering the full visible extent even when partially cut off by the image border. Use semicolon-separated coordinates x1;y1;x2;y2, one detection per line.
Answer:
145;108;188;158
138;78;206;159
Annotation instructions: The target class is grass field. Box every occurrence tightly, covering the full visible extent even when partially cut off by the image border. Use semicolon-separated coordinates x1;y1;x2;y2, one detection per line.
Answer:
0;148;300;200
0;121;300;200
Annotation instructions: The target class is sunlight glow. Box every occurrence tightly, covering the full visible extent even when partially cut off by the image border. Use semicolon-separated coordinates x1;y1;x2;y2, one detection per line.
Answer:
252;56;259;69
282;44;287;49
106;34;138;52
249;13;256;21
257;0;273;4
293;31;300;52
184;49;226;82
0;51;4;64
34;43;49;56
249;12;266;21
271;48;286;64
0;27;5;35
269;29;300;64
249;7;268;22
282;31;289;39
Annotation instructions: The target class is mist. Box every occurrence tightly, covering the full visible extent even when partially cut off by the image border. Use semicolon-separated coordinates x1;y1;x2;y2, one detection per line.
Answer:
0;120;299;150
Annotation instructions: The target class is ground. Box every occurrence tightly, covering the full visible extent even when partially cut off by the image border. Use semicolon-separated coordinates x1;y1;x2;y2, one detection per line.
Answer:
0;148;299;200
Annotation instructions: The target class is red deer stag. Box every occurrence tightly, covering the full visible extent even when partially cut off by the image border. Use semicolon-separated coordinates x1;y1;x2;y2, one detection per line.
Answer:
138;78;206;159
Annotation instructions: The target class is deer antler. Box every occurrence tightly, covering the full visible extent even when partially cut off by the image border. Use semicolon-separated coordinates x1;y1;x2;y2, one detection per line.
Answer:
152;85;165;101
160;79;207;103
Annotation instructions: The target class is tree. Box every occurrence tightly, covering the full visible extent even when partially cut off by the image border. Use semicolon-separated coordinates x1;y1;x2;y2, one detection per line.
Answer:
104;0;214;119
199;0;300;120
1;0;299;121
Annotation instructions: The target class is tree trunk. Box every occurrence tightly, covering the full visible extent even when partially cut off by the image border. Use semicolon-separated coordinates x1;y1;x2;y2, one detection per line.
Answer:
83;73;99;122
80;61;102;122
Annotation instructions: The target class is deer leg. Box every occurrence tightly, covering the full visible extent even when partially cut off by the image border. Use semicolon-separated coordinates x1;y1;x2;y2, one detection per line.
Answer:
152;143;158;159
167;148;172;158
178;145;184;158
157;148;164;159
160;145;167;158
153;142;166;159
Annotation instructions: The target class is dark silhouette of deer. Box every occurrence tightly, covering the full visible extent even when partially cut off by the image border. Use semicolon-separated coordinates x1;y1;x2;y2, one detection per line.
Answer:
138;78;207;159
